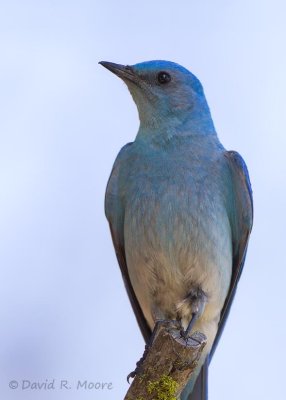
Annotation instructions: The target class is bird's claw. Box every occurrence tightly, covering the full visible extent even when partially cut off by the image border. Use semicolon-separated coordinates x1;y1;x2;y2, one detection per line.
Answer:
126;360;143;383
127;370;136;383
126;344;149;383
180;328;190;341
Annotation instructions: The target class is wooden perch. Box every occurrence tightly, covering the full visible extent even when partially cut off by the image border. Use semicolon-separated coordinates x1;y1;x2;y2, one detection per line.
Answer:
124;321;207;400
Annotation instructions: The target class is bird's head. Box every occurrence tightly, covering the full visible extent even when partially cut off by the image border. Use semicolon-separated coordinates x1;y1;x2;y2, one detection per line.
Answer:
99;60;215;138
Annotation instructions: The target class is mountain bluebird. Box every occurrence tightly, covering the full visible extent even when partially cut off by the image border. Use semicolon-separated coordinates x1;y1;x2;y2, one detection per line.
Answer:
100;60;253;400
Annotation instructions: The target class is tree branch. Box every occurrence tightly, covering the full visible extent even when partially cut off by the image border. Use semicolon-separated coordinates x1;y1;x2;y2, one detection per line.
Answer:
124;321;207;400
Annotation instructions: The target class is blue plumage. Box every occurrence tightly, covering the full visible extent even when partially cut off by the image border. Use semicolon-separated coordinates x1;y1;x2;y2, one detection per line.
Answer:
101;60;253;400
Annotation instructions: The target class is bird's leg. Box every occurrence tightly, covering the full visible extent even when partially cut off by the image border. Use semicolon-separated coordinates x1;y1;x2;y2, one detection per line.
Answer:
127;319;178;382
180;288;208;339
184;312;200;337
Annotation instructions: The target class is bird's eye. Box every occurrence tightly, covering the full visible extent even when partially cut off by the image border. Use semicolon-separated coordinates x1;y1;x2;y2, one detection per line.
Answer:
157;71;171;84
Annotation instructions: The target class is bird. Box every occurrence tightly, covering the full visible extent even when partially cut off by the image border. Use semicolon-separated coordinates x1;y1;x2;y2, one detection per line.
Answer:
100;60;253;400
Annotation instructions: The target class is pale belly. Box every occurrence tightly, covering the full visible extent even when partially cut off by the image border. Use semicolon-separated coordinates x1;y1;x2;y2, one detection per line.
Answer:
124;180;233;342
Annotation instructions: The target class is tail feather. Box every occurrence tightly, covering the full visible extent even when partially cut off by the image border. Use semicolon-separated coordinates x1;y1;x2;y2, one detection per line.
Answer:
181;358;208;400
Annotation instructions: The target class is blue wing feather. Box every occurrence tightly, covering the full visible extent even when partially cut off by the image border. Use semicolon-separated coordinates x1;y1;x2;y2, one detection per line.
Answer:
105;143;151;342
209;150;253;360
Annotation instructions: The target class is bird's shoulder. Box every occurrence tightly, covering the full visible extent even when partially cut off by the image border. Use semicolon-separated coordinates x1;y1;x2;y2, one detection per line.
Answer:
223;150;253;224
105;142;134;220
224;151;252;188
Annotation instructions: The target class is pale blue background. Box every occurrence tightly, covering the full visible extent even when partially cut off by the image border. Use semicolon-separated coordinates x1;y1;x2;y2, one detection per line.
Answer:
0;1;285;399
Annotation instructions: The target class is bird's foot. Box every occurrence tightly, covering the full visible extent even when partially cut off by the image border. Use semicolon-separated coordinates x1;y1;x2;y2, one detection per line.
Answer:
178;288;208;340
127;343;150;383
180;328;191;340
179;312;198;341
127;319;179;383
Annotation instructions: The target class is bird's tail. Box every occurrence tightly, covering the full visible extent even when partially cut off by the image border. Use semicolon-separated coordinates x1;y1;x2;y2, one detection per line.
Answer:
180;358;208;400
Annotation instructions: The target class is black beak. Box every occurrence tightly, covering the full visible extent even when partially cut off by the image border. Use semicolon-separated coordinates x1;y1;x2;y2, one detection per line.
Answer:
99;61;138;84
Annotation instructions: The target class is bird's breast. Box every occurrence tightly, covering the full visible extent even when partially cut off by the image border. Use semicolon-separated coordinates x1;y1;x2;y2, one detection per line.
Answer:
123;158;232;328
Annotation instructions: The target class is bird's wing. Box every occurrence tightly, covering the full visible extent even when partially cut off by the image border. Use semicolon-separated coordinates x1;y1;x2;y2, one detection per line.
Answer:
105;143;151;342
186;151;253;400
210;150;253;360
